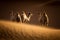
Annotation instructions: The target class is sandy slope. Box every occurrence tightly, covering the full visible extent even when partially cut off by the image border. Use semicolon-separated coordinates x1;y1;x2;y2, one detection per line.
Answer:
0;20;60;40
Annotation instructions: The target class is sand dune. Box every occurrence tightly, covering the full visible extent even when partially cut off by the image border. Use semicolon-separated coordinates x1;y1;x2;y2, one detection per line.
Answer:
0;20;60;40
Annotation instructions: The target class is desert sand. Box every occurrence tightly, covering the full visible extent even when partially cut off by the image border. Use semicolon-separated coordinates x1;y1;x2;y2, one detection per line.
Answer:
0;20;60;40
